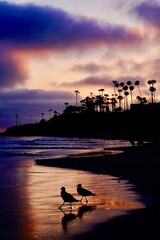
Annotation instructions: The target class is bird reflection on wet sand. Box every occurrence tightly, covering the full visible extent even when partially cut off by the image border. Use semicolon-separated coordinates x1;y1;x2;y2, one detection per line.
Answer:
77;205;96;219
60;204;96;231
60;208;77;231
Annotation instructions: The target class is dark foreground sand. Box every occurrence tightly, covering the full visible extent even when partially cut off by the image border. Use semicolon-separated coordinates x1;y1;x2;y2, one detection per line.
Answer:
35;142;160;240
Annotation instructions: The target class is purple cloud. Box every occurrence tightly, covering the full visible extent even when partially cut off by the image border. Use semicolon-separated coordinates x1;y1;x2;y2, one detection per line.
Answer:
0;89;75;130
133;1;160;27
0;2;144;90
0;1;144;90
0;51;27;88
0;2;142;50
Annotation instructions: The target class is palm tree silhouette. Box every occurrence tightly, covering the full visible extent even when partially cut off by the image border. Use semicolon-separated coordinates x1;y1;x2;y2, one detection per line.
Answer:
124;91;129;110
127;81;134;105
117;89;123;111
41;112;44;120
48;109;52;120
129;85;134;104
95;95;104;112
137;96;147;104
74;90;80;107
82;96;95;112
113;81;119;110
15;114;19;126
90;92;93;97
104;94;110;112
147;80;156;103
98;88;105;96
120;82;124;88
64;102;69;107
135;80;141;96
111;94;117;112
122;85;129;110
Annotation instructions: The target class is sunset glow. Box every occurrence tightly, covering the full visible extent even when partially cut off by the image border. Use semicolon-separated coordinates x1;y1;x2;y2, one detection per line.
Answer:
0;0;160;131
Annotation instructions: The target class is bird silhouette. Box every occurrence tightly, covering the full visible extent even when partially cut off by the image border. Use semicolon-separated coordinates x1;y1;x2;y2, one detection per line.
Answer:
59;186;79;209
76;184;96;203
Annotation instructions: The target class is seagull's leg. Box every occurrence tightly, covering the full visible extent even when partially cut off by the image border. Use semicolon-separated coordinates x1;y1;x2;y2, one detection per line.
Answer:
69;202;72;209
80;196;83;202
79;197;84;205
85;196;88;203
59;201;65;209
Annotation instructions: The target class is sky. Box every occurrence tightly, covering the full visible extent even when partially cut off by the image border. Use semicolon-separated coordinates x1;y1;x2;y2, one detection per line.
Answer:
0;0;160;132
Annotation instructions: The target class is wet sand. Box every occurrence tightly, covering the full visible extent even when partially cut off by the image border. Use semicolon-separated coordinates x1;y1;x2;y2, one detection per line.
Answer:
35;142;160;240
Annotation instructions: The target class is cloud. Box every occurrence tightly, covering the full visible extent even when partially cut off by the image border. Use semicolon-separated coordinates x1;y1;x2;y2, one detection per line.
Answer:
0;50;28;88
0;2;144;90
133;1;160;28
0;2;143;49
59;75;111;88
0;89;75;129
0;89;74;104
58;74;144;89
71;62;106;73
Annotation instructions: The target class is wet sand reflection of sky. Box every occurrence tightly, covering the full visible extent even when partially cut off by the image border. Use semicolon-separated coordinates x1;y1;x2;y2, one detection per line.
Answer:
0;137;137;240
1;159;144;240
25;163;144;240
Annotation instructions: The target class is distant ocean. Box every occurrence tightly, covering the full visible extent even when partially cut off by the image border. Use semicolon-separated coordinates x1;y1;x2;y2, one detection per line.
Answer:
0;136;144;240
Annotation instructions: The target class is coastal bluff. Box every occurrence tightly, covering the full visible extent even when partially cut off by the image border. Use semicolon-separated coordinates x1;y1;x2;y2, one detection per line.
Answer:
2;108;160;142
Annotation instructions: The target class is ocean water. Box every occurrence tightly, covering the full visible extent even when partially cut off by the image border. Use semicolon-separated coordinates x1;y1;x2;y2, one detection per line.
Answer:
0;136;144;240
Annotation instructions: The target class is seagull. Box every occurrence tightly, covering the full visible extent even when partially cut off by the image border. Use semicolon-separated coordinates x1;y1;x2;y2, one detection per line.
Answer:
76;184;96;203
59;187;79;209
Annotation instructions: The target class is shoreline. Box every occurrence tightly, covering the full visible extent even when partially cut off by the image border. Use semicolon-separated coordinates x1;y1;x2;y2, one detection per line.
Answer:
35;142;160;239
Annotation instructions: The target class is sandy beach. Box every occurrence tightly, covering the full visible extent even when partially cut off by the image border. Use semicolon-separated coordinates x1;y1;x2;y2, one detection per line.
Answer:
35;142;160;240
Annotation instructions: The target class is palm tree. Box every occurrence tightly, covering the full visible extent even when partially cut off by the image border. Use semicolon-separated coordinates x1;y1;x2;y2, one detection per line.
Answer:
113;81;119;96
111;95;117;112
15;114;19;126
41;112;44;120
129;85;134;104
137;96;147;104
64;102;69;107
127;81;132;86
90;92;93;97
82;96;95;112
53;110;59;116
74;90;80;107
95;95;104;112
98;88;105;96
124;91;129;110
135;80;141;96
126;81;133;108
120;82;124;88
122;85;129;111
104;94;110;112
112;81;119;109
48;109;52;119
117;89;123;110
147;80;156;103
